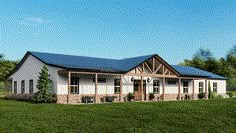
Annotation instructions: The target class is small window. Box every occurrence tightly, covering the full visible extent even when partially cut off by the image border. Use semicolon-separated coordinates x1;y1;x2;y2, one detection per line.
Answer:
153;80;160;94
70;77;79;94
167;80;176;85
199;82;204;93
14;81;17;94
213;82;217;92
93;78;106;83
29;80;33;94
21;80;25;94
183;81;188;93
114;79;120;94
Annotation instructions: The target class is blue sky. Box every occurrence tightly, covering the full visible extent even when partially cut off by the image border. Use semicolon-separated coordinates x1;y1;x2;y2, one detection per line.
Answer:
1;0;235;64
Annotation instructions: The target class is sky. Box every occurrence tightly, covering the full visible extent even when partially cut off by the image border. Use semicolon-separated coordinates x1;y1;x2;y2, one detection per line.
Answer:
0;0;236;64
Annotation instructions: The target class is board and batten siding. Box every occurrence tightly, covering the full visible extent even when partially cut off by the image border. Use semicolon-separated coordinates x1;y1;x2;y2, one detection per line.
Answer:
9;55;62;94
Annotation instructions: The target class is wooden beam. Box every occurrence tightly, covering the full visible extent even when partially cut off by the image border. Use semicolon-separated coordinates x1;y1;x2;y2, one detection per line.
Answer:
58;70;123;76
137;66;142;73
178;78;181;100
67;71;71;104
154;56;180;76
192;79;195;100
141;76;144;102
124;73;178;78
164;69;169;75
119;75;123;102
154;64;162;74
95;73;98;103
144;62;152;73
162;66;165;75
162;77;165;100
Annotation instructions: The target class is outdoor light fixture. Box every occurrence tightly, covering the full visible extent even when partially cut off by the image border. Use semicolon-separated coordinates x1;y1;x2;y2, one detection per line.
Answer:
147;78;151;82
131;77;134;82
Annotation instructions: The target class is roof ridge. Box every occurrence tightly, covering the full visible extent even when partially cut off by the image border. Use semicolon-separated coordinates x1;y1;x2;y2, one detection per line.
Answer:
29;51;120;61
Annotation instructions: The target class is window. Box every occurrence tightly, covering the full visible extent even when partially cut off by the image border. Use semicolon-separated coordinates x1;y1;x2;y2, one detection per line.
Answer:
199;82;204;93
14;81;17;94
183;81;188;93
114;79;120;94
213;82;217;92
21;80;25;94
70;77;79;94
93;78;106;83
153;80;160;94
167;80;176;85
29;80;33;94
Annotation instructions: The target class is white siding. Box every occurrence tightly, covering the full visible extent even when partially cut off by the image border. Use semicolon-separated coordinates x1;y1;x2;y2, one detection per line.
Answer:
9;55;62;94
194;80;206;94
209;80;226;94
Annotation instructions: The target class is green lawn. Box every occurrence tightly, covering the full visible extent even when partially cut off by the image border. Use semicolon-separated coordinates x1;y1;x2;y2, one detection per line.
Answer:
0;89;4;98
0;99;235;132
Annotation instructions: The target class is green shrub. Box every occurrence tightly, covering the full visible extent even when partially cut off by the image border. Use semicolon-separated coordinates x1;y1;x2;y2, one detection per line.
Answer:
227;91;236;98
149;93;155;101
128;93;134;101
209;92;223;99
198;93;205;99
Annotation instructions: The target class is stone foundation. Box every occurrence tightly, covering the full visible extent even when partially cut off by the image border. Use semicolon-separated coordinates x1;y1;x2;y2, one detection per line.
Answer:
56;94;128;104
56;93;200;104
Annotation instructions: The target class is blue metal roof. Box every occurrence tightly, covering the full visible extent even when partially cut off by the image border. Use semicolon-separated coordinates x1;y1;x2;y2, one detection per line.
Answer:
171;65;227;80
28;51;227;80
29;51;155;73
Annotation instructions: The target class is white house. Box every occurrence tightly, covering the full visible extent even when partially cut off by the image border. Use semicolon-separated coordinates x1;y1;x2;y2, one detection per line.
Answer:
5;51;227;104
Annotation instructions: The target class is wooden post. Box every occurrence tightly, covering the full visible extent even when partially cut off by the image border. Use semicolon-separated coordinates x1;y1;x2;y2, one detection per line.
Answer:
205;79;208;100
162;77;165;100
67;71;71;104
192;79;195;100
141;76;144;102
178;78;181;100
95;73;98;103
119;75;123;102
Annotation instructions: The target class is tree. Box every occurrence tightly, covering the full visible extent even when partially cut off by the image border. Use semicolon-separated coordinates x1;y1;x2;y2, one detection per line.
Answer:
0;54;3;60
33;65;56;103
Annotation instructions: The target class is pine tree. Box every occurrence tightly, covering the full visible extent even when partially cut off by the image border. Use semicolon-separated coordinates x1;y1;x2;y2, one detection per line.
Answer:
208;81;211;99
33;65;56;103
37;65;52;96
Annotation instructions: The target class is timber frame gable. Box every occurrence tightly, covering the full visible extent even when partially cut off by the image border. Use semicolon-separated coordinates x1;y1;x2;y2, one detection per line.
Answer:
126;55;180;78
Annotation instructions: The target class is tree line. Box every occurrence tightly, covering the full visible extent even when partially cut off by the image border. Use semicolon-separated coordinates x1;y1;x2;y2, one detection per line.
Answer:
180;45;236;90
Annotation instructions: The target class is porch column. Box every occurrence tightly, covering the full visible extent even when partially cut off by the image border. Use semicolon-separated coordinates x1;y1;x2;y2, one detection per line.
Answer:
192;79;195;100
119;75;123;102
67;71;71;103
162;77;165;100
178;78;181;100
205;79;208;100
94;74;98;103
141;76;144;102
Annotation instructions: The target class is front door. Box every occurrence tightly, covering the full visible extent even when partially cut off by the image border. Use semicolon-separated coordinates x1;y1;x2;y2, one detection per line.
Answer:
133;80;146;101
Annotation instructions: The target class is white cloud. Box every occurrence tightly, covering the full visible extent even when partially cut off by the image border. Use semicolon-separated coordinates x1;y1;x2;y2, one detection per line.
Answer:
19;17;52;26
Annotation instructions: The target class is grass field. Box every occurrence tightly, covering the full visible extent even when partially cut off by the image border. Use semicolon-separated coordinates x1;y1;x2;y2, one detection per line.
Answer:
0;89;4;98
0;99;235;132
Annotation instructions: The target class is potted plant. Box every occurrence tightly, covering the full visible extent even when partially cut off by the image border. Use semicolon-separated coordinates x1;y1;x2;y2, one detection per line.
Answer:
128;93;134;101
149;93;155;101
